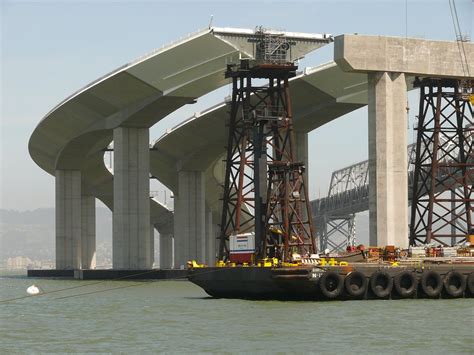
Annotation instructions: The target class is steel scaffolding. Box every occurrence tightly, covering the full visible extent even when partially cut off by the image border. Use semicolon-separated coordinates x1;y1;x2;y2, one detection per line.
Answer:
218;30;316;261
409;78;473;246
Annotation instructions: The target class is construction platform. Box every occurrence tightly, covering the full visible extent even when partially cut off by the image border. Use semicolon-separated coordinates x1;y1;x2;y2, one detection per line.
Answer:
188;262;474;301
27;269;188;280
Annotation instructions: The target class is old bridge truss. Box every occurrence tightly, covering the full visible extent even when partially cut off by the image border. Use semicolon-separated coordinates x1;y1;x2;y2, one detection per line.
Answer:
312;145;416;252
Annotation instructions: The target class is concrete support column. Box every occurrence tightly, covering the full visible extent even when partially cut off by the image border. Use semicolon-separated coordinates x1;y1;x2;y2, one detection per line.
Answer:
113;127;152;269
368;72;408;248
205;207;216;265
150;224;156;268
55;170;82;269
295;131;309;178
295;131;311;236
81;195;96;269
173;170;205;268
159;233;174;269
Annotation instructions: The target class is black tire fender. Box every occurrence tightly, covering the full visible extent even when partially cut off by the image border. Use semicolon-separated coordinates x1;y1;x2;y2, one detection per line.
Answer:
319;271;343;299
344;271;368;297
443;271;466;298
420;270;443;298
394;271;417;298
467;272;474;296
370;271;393;298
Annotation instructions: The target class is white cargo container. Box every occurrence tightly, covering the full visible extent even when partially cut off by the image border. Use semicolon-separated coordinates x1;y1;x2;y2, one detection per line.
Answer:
409;246;426;258
229;232;255;263
442;247;457;257
230;232;255;252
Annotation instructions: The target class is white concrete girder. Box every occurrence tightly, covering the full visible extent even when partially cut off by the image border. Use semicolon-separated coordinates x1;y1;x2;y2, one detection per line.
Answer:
212;27;332;62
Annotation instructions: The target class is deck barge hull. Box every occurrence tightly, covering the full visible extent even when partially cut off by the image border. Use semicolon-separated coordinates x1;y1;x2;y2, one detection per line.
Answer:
189;263;474;300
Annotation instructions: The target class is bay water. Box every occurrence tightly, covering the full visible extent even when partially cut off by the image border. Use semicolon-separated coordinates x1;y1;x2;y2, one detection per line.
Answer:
1;271;472;353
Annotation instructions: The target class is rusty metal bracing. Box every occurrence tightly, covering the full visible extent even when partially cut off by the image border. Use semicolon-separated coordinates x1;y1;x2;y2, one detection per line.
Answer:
264;161;316;260
218;57;316;261
409;78;474;246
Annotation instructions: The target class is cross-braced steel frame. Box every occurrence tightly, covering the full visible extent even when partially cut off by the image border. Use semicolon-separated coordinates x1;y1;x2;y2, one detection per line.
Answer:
318;214;356;253
218;59;316;261
409;78;473;246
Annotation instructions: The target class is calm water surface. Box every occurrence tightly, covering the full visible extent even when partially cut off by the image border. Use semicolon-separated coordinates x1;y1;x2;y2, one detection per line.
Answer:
1;271;472;353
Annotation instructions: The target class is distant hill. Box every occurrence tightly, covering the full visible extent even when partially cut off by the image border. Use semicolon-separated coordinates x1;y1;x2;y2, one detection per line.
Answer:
0;207;112;226
0;207;370;265
0;207;113;264
0;208;54;226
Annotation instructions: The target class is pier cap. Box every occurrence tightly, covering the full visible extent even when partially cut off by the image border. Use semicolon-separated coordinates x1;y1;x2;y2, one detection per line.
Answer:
212;27;333;62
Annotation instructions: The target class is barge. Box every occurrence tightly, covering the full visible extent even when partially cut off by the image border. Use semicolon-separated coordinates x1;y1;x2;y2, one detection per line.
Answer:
188;253;474;301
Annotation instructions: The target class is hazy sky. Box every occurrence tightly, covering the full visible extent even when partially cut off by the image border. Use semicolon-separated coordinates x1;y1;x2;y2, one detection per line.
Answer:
1;0;472;211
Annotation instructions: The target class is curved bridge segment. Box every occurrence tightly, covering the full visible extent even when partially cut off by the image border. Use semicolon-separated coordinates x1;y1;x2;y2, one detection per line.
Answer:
29;27;331;270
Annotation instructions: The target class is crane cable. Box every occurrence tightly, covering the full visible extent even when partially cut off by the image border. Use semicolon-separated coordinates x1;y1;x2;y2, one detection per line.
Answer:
0;267;230;304
448;0;471;78
54;267;231;301
0;269;159;304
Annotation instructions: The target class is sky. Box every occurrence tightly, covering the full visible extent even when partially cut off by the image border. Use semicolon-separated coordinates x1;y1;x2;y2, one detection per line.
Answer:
1;0;473;211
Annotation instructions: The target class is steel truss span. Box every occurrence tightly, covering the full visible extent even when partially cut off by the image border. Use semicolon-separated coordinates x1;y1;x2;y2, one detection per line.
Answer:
311;145;415;252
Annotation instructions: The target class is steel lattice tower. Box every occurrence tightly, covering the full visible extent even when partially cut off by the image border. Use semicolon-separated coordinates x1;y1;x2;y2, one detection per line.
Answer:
409;78;473;246
218;31;316;261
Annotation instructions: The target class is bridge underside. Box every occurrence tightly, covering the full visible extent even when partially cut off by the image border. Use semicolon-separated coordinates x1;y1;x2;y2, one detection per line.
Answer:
28;30;473;270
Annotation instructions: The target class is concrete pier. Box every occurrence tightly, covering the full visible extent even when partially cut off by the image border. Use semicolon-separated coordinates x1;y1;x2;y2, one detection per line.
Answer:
81;195;96;269
295;131;309;176
55;169;82;269
174;170;206;268
335;34;473;247
113;127;152;269
159;233;174;268
150;224;156;267
368;72;408;247
205;207;217;265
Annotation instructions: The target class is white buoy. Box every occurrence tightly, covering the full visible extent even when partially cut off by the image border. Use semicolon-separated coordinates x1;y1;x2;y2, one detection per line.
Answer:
26;284;42;295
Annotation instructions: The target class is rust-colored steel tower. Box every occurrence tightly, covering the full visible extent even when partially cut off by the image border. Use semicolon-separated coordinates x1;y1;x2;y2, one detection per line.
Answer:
410;78;473;246
218;30;316;262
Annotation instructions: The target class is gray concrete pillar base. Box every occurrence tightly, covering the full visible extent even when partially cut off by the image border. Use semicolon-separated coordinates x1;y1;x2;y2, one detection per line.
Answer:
368;71;408;248
174;170;205;268
81;195;96;269
205;208;217;266
113;126;152;269
159;233;174;269
55;169;82;269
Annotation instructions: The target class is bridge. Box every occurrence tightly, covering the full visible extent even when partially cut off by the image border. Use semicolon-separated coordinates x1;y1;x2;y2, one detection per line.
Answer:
28;27;473;270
